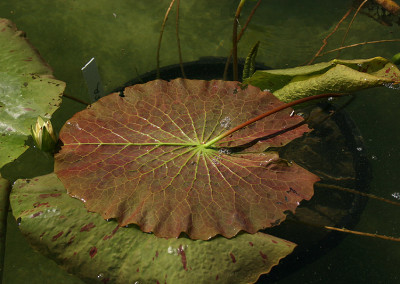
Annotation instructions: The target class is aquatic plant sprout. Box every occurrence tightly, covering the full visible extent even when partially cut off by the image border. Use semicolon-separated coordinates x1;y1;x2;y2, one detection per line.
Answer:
31;116;57;152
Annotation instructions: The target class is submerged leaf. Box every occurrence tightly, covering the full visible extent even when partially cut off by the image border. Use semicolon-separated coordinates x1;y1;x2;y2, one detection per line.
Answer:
55;79;319;240
0;18;65;168
244;57;400;102
11;173;296;284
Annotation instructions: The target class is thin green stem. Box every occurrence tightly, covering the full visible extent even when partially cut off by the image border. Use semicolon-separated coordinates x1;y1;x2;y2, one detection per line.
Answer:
204;93;345;147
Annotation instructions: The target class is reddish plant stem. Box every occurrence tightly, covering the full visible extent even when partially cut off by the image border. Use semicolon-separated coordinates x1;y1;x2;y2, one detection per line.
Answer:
307;8;352;65
62;93;90;106
176;0;186;78
205;93;344;147
320;39;400;56
340;0;368;51
237;0;262;45
223;0;262;80
157;0;176;78
318;183;400;206
232;0;247;81
324;226;400;242
296;218;400;242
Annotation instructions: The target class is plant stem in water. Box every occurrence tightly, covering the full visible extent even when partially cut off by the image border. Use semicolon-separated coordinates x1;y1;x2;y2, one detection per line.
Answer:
232;0;247;81
307;7;352;65
340;0;368;51
324;226;400;242
62;93;90;106
320;39;400;56
223;0;262;80
157;0;176;78
318;183;400;207
176;0;186;78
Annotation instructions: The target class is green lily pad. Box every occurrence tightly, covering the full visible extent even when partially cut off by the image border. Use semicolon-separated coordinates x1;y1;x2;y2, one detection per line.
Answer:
245;57;400;102
10;173;296;283
0;18;65;168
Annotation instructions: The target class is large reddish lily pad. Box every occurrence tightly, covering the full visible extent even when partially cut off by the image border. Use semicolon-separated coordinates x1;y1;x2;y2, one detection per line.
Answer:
55;79;319;240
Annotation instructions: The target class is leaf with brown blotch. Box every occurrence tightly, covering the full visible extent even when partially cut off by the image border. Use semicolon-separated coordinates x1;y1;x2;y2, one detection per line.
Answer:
55;79;319;240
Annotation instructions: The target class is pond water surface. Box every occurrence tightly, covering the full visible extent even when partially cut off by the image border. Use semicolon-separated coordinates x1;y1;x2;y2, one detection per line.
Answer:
1;0;399;283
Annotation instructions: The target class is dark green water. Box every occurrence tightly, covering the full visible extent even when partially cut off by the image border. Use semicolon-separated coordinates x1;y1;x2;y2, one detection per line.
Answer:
1;0;399;283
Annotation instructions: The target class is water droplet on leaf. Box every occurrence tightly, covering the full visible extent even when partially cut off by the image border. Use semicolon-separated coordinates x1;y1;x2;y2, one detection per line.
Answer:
391;192;400;200
218;148;231;155
167;246;177;255
383;82;400;90
97;273;104;280
259;158;274;167
220;116;231;129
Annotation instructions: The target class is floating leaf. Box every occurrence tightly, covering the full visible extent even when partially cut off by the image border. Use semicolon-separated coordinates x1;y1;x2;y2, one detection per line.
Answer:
245;57;400;102
0;18;65;168
11;173;296;283
55;79;319;240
